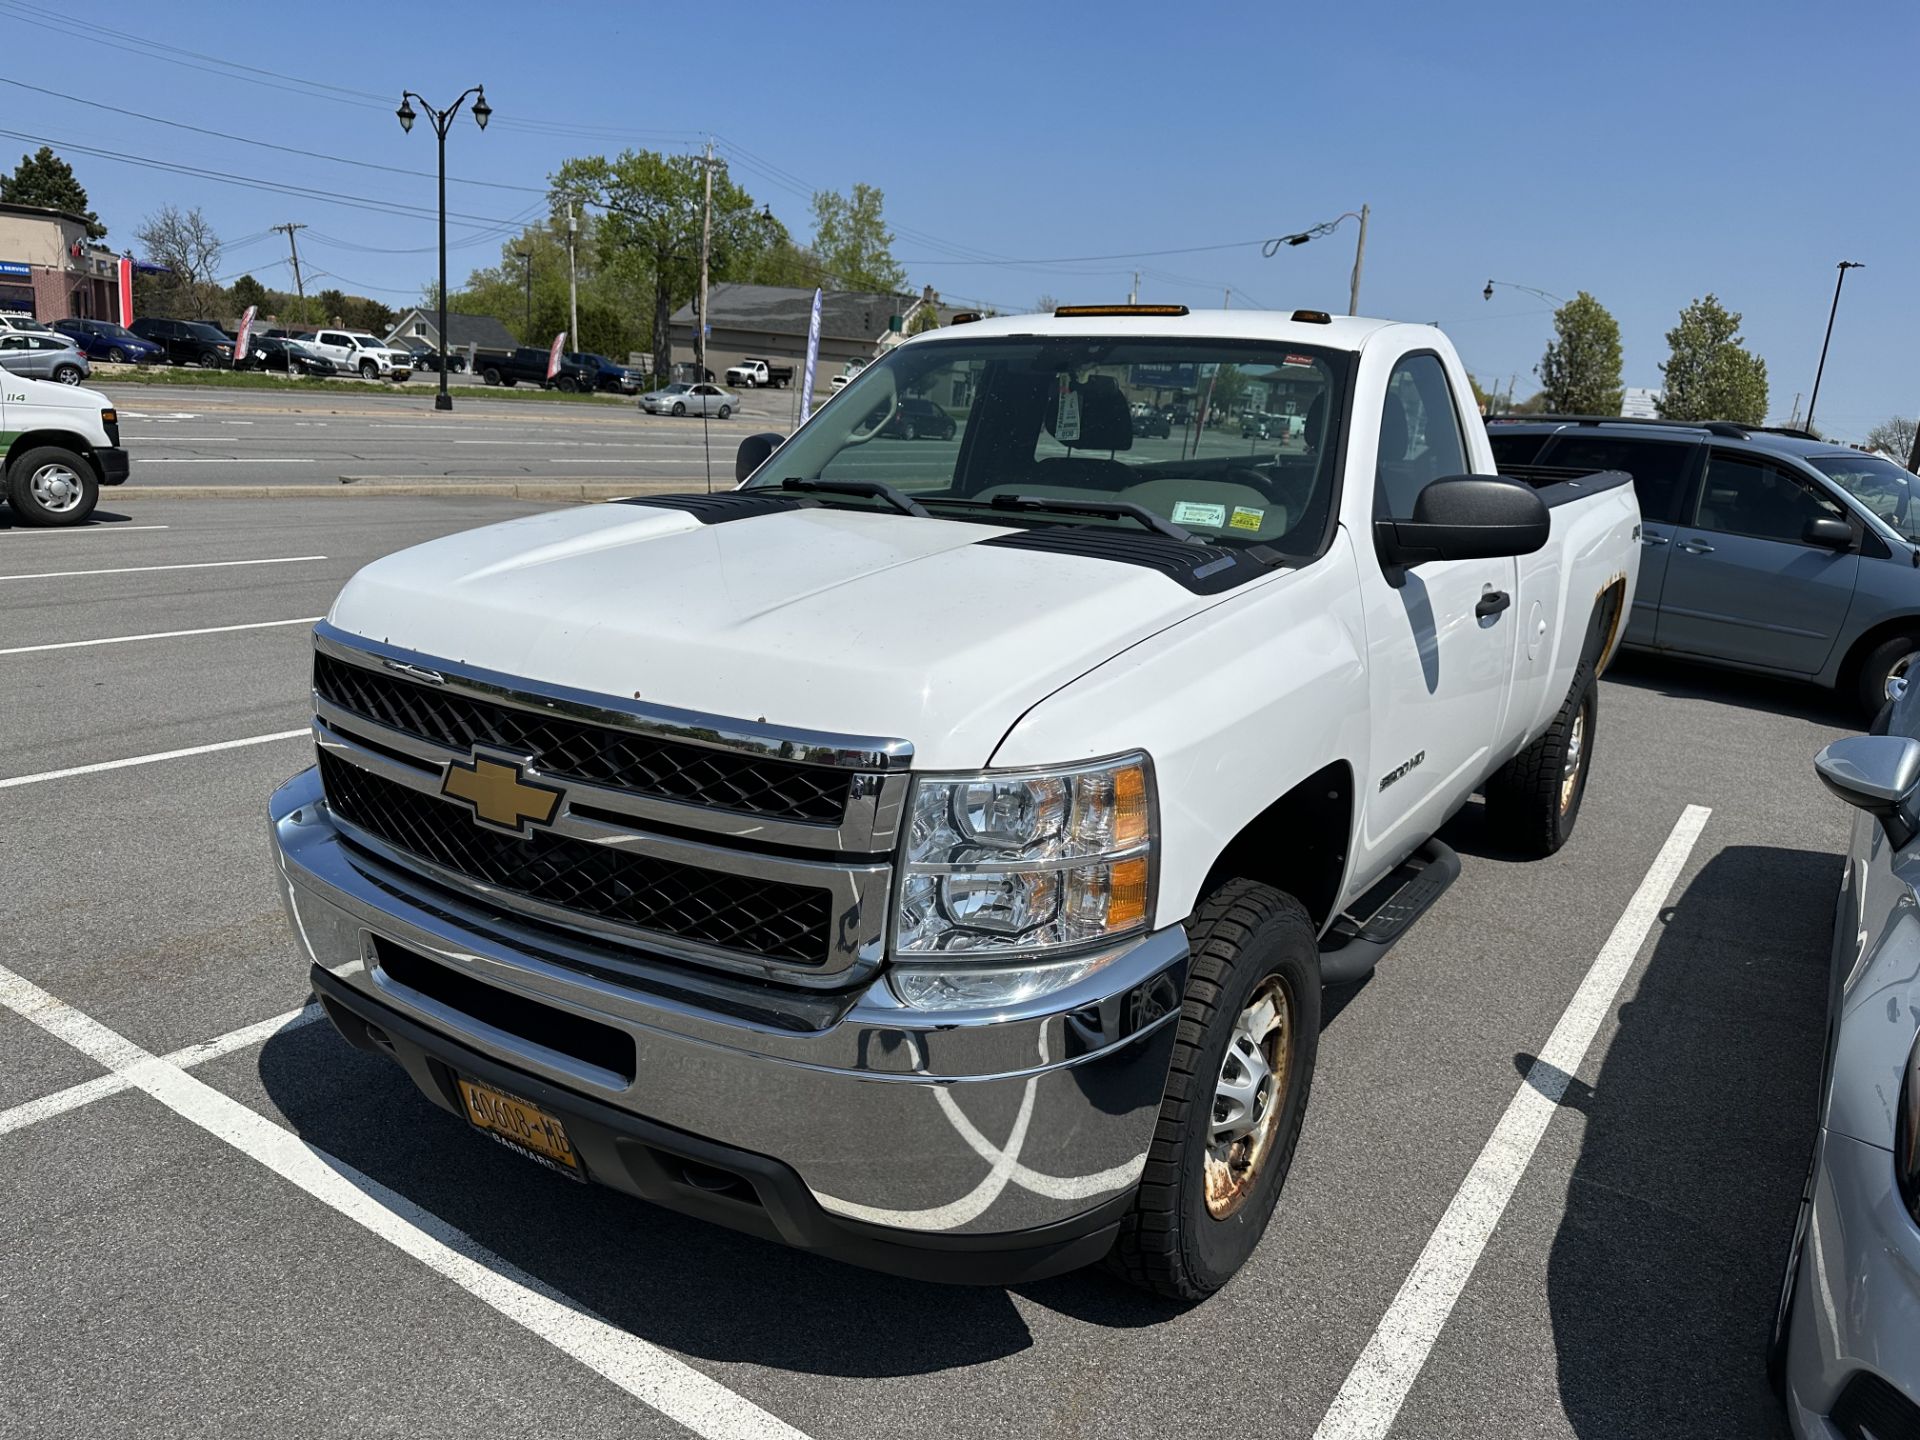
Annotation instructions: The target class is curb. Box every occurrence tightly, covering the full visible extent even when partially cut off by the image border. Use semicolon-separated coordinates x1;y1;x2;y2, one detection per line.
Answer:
118;481;700;501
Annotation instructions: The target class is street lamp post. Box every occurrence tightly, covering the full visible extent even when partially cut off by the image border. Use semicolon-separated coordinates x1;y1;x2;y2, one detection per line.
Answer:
1482;279;1567;307
1806;260;1864;437
1263;206;1370;315
397;85;490;412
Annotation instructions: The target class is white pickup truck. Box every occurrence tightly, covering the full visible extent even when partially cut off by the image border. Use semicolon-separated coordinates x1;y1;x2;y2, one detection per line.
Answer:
303;329;412;381
2;371;129;525
271;307;1638;1298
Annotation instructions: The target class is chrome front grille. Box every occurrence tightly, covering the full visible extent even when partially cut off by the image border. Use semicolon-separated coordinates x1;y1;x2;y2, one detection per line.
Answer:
308;622;909;984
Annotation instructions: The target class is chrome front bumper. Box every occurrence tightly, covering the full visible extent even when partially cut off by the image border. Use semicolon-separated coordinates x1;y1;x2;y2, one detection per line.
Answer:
270;765;1186;1267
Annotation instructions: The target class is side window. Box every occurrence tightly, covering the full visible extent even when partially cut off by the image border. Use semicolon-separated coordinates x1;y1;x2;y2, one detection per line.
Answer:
1375;354;1469;520
1539;435;1693;523
1692;450;1844;543
320;332;347;348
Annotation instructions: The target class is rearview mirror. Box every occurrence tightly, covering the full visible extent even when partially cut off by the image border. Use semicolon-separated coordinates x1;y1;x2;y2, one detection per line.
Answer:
1374;476;1551;571
1804;515;1853;550
734;431;784;483
1814;734;1920;847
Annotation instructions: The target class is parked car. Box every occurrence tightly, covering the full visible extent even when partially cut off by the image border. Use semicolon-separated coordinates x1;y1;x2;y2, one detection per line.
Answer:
129;317;234;368
239;334;337;377
302;329;412;381
1776;709;1920;1436
879;395;956;441
51;318;163;364
271;308;1638;1298
471;346;597;391
1133;408;1172;438
568;352;644;395
0;332;90;385
724;357;794;389
1240;412;1275;440
638;381;734;417
0;311;59;337
1489;416;1920;717
392;336;466;374
0;370;129;525
829;360;868;392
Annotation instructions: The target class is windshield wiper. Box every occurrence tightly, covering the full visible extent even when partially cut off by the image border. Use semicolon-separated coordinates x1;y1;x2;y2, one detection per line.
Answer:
959;493;1195;543
780;477;930;518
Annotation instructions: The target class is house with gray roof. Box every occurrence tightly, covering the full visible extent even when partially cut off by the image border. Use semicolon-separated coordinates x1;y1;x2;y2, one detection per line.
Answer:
667;283;957;382
384;308;519;353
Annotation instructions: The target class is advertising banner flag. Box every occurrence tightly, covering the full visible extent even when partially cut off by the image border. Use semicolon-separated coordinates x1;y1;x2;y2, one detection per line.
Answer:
797;287;823;424
117;255;134;327
234;305;258;362
547;331;567;380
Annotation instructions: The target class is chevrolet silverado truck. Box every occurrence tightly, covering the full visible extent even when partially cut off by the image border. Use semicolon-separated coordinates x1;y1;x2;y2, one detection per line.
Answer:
270;306;1638;1298
3;371;128;525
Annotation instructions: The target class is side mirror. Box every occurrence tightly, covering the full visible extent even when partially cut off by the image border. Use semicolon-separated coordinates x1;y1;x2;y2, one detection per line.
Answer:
1815;734;1920;848
735;431;784;483
1374;476;1551;570
1804;515;1854;550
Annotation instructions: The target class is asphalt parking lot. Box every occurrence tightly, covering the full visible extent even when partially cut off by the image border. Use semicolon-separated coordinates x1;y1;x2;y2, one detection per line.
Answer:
0;494;1855;1439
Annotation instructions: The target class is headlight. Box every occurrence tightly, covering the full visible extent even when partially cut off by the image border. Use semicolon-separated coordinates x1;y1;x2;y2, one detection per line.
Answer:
892;753;1155;967
1899;1030;1920;1225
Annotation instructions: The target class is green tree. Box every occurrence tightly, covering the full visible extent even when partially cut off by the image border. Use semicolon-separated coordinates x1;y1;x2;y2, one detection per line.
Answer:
1657;294;1769;425
229;274;269;313
1537;292;1623;415
810;184;905;292
552;152;772;378
906;303;941;335
0;146;106;239
315;288;350;324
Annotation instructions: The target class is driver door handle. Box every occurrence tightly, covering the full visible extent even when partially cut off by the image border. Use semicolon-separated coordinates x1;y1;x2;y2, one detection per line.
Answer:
1680;539;1716;554
1476;589;1511;619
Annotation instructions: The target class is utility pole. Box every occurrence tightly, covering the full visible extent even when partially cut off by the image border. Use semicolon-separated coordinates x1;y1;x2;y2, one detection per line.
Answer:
272;222;307;320
514;250;531;335
567;200;579;358
1806;260;1864;436
697;138;714;383
1348;203;1369;316
1129;270;1139;305
1223;288;1231;310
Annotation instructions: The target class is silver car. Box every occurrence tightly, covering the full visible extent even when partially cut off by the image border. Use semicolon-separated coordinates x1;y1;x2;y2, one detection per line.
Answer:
0;331;90;384
638;381;734;418
1778;701;1920;1435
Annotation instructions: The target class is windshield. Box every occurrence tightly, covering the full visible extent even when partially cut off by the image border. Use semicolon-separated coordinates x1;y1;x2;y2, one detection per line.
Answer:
744;335;1347;551
93;322;137;340
184;322;230;342
1809;452;1920;541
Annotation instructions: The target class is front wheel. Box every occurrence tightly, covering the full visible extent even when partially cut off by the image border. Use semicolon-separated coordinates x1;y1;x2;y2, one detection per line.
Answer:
6;446;99;527
1854;635;1920;720
482;368;502;386
717;404;731;419
359;361;378;381
196;353;219;369
671;401;686;416
1483;661;1597;856
556;376;578;393
106;347;127;364
902;419;917;440
1108;879;1320;1300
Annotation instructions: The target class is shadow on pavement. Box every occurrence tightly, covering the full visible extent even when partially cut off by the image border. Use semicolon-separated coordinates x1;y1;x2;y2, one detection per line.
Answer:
1605;651;1854;728
0;508;139;531
1544;844;1832;1438
257;1018;1052;1378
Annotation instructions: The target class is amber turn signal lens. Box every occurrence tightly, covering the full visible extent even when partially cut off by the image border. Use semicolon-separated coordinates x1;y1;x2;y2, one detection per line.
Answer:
1106;856;1150;931
1113;765;1149;848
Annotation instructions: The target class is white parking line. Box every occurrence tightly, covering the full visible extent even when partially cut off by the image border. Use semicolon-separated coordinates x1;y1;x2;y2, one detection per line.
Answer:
0;729;308;789
141;458;314;464
0;616;320;656
1311;804;1712;1440
0;1002;323;1138
0;555;326;582
0;964;812;1440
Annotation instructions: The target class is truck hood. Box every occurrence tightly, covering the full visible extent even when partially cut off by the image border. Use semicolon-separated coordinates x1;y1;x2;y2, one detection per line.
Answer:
327;502;1229;768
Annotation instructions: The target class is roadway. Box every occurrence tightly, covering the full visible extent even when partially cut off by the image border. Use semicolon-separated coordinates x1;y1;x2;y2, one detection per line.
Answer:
0;494;1848;1439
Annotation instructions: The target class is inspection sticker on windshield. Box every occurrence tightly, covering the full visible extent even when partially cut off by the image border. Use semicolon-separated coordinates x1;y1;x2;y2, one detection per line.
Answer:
1171;501;1226;528
1229;505;1265;531
1055;375;1081;443
1282;354;1316;368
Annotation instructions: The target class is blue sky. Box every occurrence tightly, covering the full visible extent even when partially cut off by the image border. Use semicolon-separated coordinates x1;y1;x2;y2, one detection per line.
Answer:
7;0;1914;440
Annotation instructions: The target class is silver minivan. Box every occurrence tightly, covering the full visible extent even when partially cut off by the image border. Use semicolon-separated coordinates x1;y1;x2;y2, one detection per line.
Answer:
1491;418;1920;715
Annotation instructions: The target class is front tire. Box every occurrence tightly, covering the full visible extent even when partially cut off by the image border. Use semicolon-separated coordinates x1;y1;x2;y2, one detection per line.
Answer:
482;367;502;386
1483;661;1597;856
717;404;731;419
1109;879;1320;1300
107;347;127;363
1854;634;1920;721
671;401;686;416
359;361;378;381
6;446;99;527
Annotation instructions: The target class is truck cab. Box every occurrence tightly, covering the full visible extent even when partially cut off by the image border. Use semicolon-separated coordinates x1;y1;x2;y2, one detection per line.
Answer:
271;307;1636;1298
1;371;129;525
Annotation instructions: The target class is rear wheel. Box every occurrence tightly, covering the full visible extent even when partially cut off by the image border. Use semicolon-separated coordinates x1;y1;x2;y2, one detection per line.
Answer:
717;404;731;420
1108;879;1320;1300
1854;634;1920;721
6;446;99;527
1484;661;1596;856
52;364;83;385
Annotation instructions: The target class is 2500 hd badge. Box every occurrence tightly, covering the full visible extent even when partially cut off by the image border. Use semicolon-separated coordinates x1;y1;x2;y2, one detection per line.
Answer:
273;304;1637;1300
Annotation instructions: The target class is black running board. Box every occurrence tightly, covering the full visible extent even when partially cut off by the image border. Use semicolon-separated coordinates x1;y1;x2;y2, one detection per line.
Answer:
1318;837;1461;985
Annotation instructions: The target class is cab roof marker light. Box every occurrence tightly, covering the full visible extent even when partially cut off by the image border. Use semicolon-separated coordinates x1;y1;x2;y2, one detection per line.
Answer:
1052;304;1190;318
1290;309;1333;324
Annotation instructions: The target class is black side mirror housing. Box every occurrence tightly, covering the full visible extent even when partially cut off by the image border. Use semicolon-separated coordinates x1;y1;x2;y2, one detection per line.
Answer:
735;431;785;483
1804;515;1854;550
1374;476;1552;571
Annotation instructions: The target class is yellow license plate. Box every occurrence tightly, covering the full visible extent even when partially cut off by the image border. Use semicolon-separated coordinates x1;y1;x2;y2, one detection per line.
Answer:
458;1078;583;1179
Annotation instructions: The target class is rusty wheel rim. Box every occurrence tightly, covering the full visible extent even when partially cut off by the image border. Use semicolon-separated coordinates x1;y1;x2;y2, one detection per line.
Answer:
1205;974;1295;1220
1559;705;1588;816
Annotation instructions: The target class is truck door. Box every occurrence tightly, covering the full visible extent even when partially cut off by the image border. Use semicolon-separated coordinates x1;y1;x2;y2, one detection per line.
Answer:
1360;353;1518;869
1536;432;1697;647
1657;447;1861;673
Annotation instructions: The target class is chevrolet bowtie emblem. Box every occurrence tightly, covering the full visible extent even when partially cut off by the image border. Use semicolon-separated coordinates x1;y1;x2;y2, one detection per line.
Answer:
440;754;562;834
